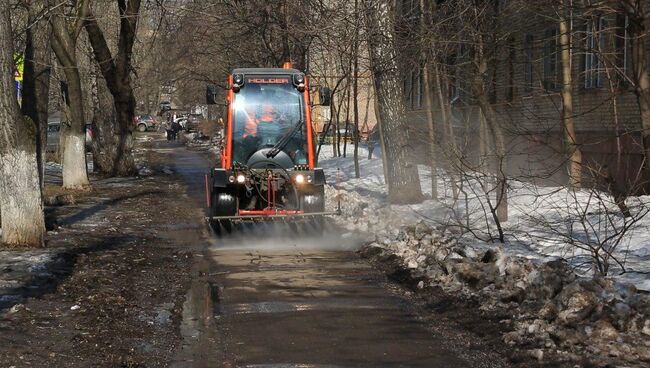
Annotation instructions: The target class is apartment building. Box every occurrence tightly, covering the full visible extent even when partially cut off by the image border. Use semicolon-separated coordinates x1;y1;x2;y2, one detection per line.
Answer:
400;0;650;189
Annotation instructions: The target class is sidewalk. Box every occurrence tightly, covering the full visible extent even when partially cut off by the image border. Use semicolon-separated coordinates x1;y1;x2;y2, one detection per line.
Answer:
0;136;205;367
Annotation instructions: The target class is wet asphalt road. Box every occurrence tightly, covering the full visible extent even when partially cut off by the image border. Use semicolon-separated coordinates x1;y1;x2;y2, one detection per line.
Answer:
152;138;510;368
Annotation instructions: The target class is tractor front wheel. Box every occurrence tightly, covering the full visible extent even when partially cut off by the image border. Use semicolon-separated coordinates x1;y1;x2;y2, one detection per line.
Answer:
209;188;238;235
300;185;325;214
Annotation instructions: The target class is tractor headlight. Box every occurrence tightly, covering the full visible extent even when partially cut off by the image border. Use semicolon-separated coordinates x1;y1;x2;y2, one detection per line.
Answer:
307;175;312;183
295;174;305;184
236;174;246;183
228;175;235;183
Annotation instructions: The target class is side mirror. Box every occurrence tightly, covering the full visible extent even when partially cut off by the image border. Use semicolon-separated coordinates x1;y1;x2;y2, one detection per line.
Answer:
319;87;331;106
206;84;218;105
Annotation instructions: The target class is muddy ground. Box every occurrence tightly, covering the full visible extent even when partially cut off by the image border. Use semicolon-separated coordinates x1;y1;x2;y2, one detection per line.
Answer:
0;137;202;367
0;133;553;367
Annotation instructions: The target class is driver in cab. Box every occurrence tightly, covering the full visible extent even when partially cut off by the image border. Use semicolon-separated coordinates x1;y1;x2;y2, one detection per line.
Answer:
243;103;282;138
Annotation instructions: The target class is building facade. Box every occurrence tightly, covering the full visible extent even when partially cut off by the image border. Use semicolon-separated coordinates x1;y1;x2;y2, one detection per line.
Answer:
400;0;650;190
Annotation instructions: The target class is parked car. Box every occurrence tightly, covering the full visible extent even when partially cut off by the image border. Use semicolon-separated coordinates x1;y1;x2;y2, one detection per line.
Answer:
46;116;93;153
133;114;157;132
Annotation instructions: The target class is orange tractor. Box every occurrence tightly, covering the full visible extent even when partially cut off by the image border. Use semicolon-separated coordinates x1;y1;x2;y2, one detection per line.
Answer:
205;66;333;229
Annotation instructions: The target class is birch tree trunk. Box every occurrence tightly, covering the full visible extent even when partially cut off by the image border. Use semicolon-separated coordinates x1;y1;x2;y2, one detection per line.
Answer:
559;8;582;187
363;0;423;204
0;1;45;247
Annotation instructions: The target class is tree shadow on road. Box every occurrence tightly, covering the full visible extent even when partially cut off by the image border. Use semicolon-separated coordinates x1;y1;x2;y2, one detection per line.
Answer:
57;190;162;226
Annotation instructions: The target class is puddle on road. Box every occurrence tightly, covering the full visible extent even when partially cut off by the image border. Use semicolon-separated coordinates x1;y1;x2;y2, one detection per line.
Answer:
137;302;175;326
169;220;225;367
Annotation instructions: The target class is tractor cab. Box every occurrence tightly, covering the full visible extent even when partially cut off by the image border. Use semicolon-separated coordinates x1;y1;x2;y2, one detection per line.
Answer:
205;67;332;225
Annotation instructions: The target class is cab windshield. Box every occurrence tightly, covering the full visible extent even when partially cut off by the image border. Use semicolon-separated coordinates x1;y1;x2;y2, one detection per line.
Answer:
231;77;307;165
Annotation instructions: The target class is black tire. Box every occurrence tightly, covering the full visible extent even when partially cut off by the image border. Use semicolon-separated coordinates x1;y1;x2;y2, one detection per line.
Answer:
210;188;238;217
208;188;237;235
137;123;147;132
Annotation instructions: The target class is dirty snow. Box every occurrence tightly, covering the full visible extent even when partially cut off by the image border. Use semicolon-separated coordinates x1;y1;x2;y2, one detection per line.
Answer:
318;144;650;291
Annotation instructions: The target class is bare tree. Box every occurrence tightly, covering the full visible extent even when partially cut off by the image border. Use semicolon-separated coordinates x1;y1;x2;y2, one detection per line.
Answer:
363;0;423;204
84;0;141;176
353;0;361;178
419;0;438;199
558;2;582;187
620;0;650;170
21;0;52;189
49;0;91;189
468;3;508;223
0;0;45;247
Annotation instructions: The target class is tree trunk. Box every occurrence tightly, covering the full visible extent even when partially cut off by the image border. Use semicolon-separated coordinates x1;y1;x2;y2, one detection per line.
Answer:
559;8;582;187
50;8;90;189
343;77;351;158
91;63;119;175
624;1;650;169
0;2;45;247
83;0;139;176
422;66;438;199
434;64;459;200
353;0;361;179
363;0;423;204
109;93;137;176
59;61;90;189
21;1;52;189
420;0;438;199
472;35;508;223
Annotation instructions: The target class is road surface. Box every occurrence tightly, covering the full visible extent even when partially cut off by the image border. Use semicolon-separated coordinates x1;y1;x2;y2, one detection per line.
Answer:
152;138;511;368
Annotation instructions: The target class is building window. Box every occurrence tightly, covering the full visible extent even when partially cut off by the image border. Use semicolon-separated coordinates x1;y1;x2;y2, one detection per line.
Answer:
523;34;534;93
584;17;607;89
543;28;559;91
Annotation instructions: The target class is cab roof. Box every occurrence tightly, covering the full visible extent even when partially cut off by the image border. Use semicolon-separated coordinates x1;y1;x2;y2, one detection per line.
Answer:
231;68;302;75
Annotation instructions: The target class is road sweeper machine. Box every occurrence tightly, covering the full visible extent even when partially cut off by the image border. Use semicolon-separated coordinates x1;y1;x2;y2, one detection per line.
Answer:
205;66;334;227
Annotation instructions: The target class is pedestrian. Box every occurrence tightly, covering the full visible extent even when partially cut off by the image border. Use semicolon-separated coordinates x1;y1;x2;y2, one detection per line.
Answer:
170;119;182;140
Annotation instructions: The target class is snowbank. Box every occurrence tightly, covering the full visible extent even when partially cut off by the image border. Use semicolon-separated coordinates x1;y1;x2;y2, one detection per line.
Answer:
318;145;650;291
320;144;650;366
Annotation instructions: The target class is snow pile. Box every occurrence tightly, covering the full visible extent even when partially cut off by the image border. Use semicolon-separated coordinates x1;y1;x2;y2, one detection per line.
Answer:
319;145;650;291
326;191;650;365
320;145;650;365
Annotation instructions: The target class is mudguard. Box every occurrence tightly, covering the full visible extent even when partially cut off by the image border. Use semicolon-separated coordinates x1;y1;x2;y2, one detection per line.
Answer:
212;168;229;188
313;168;326;185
